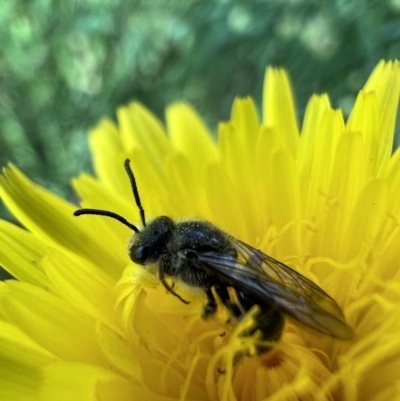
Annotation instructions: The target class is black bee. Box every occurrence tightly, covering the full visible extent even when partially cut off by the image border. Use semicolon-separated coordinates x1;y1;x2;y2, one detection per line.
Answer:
74;159;353;351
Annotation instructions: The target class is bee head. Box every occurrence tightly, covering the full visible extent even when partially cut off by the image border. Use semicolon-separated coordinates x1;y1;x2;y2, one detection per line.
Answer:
128;216;174;265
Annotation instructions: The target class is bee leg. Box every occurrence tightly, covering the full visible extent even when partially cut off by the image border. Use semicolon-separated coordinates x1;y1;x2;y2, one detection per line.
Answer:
236;290;284;353
214;286;243;320
159;257;190;305
202;288;218;319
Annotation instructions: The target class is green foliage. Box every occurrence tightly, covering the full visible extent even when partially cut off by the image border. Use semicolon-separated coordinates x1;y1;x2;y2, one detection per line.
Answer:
1;0;400;213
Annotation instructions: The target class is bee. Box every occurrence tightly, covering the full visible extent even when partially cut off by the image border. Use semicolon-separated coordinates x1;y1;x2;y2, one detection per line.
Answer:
74;159;353;351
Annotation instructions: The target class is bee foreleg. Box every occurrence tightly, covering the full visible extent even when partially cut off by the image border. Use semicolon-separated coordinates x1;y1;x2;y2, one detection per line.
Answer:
158;256;190;305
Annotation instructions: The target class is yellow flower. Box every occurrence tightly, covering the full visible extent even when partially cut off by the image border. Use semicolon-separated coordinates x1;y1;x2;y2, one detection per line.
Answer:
1;60;400;401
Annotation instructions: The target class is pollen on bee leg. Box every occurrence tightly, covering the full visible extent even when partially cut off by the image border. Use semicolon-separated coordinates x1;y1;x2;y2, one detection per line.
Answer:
212;308;266;366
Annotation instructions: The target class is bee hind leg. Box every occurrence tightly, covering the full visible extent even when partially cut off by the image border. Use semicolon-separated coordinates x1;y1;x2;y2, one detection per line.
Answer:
236;290;284;354
201;286;243;321
214;286;243;320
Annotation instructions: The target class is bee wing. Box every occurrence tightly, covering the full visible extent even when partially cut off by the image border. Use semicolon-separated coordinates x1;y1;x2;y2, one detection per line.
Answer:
197;240;353;340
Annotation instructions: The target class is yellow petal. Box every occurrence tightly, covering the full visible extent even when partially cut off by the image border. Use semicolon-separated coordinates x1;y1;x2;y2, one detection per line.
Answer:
297;94;332;177
164;152;206;219
0;361;41;401
301;107;345;224
230;97;260;167
347;90;380;176
363;60;400;168
263;68;299;156
0;220;49;288
0;320;57;367
96;321;142;381
39;362;138;401
217;122;262;240
166;102;217;168
42;248;118;331
205;162;246;238
339;178;387;261
118;101;172;168
2;281;108;366
317;132;367;259
0;165;125;279
89;118;125;194
266;148;301;257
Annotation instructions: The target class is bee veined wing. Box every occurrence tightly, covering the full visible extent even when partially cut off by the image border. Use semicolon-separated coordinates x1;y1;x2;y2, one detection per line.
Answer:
198;240;353;340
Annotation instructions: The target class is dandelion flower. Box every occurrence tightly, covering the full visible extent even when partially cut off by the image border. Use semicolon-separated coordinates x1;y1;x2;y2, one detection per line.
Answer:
1;60;400;401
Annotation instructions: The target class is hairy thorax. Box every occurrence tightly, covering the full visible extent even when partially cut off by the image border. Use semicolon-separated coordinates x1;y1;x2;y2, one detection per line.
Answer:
166;220;237;288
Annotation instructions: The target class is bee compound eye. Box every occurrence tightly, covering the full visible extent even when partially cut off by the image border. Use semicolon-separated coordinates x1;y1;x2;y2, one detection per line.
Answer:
130;245;150;264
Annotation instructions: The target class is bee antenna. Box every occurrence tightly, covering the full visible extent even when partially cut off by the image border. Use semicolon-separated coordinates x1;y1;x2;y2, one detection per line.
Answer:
124;159;146;227
74;209;140;234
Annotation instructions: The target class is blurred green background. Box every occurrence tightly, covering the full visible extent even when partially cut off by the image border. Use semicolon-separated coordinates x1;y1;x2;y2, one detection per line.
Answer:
1;0;400;220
